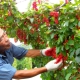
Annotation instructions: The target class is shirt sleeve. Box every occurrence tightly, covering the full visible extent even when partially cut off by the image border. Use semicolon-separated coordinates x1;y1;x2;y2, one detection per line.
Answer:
11;43;28;59
0;64;16;80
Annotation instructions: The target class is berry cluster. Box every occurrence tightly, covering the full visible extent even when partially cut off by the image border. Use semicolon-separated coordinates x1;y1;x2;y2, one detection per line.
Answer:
16;29;27;44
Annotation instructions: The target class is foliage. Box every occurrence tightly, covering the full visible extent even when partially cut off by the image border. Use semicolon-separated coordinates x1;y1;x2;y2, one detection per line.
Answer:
0;0;80;80
13;57;32;70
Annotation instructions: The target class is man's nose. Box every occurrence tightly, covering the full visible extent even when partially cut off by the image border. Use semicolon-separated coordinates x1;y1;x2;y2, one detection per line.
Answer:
5;35;9;42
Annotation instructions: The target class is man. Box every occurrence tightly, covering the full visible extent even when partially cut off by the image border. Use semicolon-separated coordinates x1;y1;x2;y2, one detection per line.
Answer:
0;28;63;80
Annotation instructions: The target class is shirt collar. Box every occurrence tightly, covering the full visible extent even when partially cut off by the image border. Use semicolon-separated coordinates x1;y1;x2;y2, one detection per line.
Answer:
0;42;12;58
0;54;6;58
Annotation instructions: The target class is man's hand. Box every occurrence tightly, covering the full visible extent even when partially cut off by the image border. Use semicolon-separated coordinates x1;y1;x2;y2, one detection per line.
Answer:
45;59;63;71
41;47;56;56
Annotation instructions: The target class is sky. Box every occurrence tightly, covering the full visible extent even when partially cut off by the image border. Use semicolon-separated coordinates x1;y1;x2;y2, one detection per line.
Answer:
9;38;21;46
15;0;75;12
15;0;30;12
15;0;60;12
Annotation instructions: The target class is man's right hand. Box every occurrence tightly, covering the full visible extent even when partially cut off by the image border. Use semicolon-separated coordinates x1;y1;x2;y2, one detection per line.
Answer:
41;47;56;57
45;59;63;71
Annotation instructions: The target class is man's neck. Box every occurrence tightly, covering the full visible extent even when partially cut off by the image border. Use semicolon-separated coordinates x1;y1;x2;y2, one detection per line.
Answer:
0;50;6;56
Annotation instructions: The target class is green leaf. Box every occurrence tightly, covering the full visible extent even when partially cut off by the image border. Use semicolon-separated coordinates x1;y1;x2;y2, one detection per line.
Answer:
74;42;80;49
65;44;69;50
68;40;74;45
56;46;60;54
70;18;75;22
70;49;75;57
50;33;54;39
75;48;80;56
64;21;69;26
57;35;64;44
30;18;34;23
71;77;77;80
45;30;52;35
78;21;80;27
75;56;80;64
57;39;60;45
59;35;64;42
65;73;72;80
61;45;64;51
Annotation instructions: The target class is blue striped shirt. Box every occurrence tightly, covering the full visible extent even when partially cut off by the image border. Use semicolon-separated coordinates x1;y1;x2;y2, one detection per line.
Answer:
0;43;28;80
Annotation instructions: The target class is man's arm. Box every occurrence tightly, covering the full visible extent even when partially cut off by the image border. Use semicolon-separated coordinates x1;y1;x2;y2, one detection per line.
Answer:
25;50;42;57
25;48;55;57
13;59;63;79
13;67;47;79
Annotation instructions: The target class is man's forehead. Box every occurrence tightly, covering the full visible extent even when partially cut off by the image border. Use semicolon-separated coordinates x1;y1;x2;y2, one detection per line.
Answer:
0;28;4;37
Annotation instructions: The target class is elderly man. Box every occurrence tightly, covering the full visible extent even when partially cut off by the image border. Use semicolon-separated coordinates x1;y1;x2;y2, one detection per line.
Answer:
0;28;63;80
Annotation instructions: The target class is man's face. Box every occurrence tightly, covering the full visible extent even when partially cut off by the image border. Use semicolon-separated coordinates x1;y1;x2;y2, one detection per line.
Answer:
0;28;11;51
